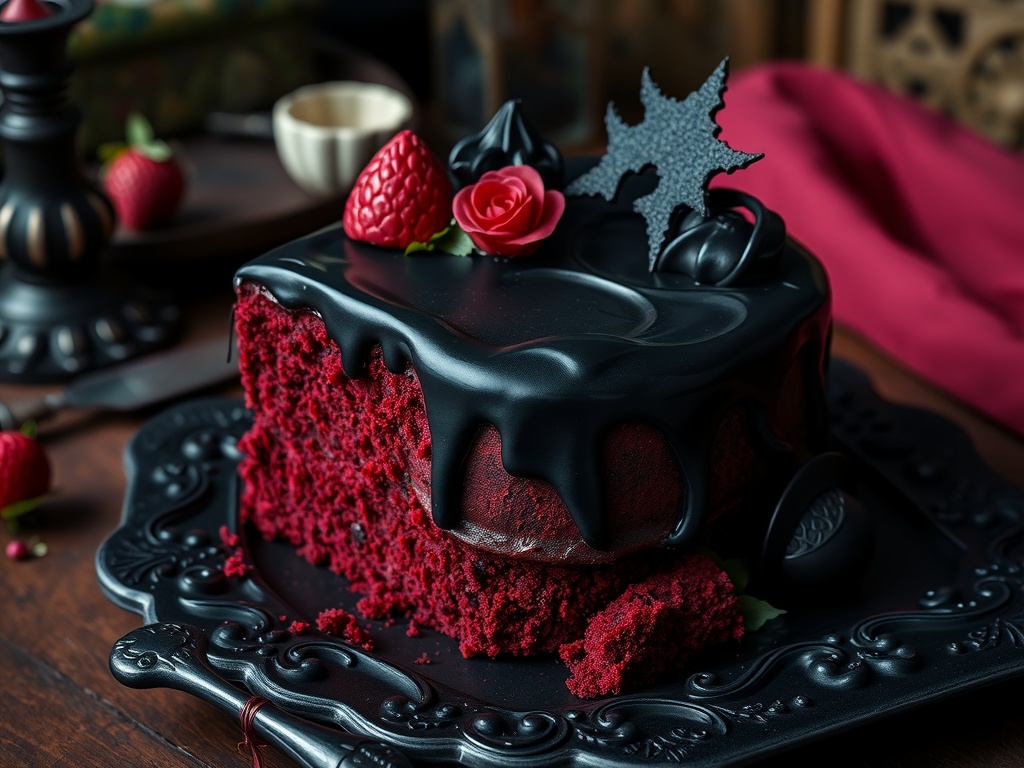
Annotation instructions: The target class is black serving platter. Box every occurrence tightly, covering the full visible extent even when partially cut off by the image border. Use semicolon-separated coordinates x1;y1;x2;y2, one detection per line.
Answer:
97;359;1024;767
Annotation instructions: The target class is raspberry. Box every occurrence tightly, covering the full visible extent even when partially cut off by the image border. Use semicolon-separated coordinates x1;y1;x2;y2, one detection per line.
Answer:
343;130;453;249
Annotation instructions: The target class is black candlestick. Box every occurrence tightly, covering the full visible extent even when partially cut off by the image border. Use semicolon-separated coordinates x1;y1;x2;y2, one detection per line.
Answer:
0;0;178;382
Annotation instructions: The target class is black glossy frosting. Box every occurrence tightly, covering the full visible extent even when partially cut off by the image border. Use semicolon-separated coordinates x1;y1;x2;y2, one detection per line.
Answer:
235;161;831;553
448;99;564;190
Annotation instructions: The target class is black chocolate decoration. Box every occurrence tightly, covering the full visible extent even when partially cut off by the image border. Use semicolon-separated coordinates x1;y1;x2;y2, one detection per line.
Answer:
448;99;564;190
235;160;831;554
657;188;786;285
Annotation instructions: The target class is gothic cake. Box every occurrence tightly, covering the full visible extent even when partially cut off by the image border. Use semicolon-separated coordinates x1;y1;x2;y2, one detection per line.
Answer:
232;62;833;697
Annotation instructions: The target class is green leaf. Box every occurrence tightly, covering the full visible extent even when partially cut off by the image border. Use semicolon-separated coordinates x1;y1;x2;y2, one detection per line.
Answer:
1;493;49;521
404;225;449;255
739;594;786;632
125;111;153;148
703;548;749;592
404;240;431;255
125;111;173;162
433;223;475;256
404;223;476;257
97;141;127;165
18;420;36;438
703;548;783;633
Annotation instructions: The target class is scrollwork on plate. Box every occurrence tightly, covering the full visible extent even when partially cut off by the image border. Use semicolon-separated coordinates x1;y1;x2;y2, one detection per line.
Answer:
463;709;568;755
566;706;638;747
208;611;280;654
570;698;728;763
103;525;228;590
950;615;1024;655
685;637;878;697
381;696;463;731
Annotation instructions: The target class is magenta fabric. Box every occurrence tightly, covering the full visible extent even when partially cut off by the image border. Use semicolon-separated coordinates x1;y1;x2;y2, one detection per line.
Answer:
711;62;1024;435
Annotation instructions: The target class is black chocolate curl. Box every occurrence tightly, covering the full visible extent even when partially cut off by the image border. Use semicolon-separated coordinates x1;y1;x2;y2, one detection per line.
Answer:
656;188;785;285
448;100;564;190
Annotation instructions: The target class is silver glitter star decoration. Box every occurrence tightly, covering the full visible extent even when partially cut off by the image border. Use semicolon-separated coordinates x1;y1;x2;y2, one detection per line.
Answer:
565;59;763;271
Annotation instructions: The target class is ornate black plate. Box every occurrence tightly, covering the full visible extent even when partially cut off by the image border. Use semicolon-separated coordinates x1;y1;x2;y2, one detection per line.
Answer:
97;360;1024;768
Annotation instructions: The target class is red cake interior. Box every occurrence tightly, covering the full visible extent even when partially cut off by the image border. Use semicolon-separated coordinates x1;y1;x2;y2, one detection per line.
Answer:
234;284;744;688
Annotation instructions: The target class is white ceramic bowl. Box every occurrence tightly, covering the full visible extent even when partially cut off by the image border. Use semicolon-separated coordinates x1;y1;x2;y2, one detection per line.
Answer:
272;81;414;197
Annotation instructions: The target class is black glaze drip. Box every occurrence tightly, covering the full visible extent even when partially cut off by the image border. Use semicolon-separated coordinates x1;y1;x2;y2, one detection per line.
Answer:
235;162;831;553
448;100;564;190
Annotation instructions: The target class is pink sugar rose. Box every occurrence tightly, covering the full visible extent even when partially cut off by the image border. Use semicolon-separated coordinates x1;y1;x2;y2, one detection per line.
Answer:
452;165;565;257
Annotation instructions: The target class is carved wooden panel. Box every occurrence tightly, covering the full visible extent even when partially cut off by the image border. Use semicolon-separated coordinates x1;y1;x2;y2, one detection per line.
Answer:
847;0;1024;149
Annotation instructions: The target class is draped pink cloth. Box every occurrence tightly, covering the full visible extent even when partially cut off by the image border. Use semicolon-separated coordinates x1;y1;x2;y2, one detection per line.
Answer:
712;62;1024;435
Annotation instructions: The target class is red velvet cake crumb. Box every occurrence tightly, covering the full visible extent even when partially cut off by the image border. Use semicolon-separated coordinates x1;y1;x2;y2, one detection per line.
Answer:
316;608;374;651
219;525;239;548
413;653;431;665
559;553;744;698
289;620;310;634
223;549;247;578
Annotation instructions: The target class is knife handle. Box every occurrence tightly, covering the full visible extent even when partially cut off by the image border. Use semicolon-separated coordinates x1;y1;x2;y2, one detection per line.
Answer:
0;391;66;432
110;623;414;768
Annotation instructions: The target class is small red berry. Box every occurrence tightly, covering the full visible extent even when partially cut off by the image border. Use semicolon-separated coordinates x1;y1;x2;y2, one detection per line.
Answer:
0;430;50;512
6;539;28;560
343;130;453;249
0;0;51;22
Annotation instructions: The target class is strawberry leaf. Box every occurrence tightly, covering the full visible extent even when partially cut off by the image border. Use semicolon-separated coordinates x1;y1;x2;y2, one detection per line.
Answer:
1;493;50;521
97;142;127;165
18;420;36;438
125;112;173;162
126;111;154;148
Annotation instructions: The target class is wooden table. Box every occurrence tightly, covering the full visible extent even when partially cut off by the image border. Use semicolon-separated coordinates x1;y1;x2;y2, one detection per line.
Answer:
3;294;1024;768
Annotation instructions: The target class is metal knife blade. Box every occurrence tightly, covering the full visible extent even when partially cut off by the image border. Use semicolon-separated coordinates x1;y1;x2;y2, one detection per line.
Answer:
0;334;239;432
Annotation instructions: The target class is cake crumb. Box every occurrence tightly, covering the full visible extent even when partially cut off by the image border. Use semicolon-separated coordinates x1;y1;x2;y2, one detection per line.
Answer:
559;554;743;698
219;526;240;548
317;607;374;650
223;549;248;578
406;619;422;638
289;620;310;634
413;652;431;665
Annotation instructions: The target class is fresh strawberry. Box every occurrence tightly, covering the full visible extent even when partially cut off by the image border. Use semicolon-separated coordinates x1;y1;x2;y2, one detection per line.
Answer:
0;428;50;525
101;113;186;231
343;129;453;249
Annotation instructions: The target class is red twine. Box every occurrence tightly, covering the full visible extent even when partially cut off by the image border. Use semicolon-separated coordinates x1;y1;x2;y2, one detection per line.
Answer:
238;696;270;768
